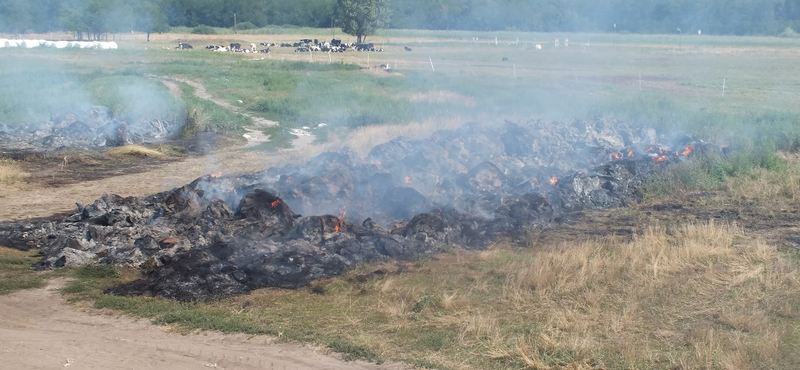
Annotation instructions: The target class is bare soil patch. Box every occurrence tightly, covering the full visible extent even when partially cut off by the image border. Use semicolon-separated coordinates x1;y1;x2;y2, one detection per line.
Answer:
0;278;405;370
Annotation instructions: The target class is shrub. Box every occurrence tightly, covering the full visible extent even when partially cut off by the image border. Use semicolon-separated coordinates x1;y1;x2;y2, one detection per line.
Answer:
191;25;217;35
234;21;257;31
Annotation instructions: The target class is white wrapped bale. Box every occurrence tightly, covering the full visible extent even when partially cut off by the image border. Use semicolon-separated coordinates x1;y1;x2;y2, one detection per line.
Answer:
0;39;6;48
67;41;77;48
7;40;20;47
21;39;40;48
107;41;118;49
54;41;68;49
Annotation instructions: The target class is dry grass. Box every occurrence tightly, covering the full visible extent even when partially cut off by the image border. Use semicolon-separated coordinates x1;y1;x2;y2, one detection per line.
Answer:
0;159;30;187
325;116;469;156
214;219;800;369
106;145;166;158
719;152;800;208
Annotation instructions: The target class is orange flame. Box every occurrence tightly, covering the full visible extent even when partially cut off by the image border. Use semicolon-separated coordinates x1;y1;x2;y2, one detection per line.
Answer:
653;156;667;162
404;176;412;185
285;176;292;183
210;172;222;178
271;200;281;208
680;145;694;156
645;147;656;153
549;176;558;185
626;148;634;157
611;152;622;160
335;207;347;232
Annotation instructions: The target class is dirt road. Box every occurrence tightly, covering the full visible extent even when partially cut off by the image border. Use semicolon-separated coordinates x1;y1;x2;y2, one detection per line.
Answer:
0;279;405;370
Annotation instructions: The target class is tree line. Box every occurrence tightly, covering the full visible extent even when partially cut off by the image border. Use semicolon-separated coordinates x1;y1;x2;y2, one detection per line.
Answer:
2;0;800;38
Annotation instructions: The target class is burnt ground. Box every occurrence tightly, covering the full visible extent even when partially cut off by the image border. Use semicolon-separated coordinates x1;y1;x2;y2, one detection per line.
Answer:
6;150;180;187
533;191;800;256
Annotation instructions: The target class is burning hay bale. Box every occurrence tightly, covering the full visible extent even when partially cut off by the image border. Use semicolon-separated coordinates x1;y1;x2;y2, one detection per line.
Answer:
1;118;705;301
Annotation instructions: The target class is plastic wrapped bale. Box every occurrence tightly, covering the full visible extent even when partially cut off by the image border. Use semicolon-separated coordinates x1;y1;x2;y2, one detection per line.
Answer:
0;39;6;48
21;39;40;48
54;41;68;49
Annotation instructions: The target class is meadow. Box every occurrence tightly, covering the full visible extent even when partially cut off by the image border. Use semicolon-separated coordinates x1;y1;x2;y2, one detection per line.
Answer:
2;29;800;369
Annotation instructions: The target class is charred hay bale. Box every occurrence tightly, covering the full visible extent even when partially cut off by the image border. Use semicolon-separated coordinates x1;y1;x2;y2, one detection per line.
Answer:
488;193;554;235
294;215;349;244
107;250;248;301
235;189;297;234
459;162;506;193
378;186;430;221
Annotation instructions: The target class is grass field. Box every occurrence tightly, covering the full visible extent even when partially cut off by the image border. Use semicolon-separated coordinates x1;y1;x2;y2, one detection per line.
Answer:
3;30;800;152
3;29;800;369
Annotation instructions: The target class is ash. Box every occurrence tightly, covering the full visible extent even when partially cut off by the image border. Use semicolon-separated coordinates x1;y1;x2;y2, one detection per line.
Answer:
0;119;704;301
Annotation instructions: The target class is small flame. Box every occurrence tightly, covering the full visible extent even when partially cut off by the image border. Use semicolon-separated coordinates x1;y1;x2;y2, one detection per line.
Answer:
404;176;412;185
680;145;694;156
611;152;622;160
645;147;656;153
532;178;539;184
549;176;558;185
336;207;347;232
285;176;292;183
653;156;667;162
210;172;222;178
271;200;281;208
626;148;634;157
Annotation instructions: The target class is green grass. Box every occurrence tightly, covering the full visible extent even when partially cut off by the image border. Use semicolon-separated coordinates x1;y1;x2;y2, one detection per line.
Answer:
0;248;51;295
6;30;800;155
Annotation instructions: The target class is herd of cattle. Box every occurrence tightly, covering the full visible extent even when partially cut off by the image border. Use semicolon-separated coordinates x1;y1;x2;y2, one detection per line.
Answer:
176;38;386;53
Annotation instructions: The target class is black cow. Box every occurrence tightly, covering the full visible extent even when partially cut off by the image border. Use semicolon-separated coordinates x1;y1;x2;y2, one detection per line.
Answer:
176;42;193;49
230;43;241;50
404;46;412;51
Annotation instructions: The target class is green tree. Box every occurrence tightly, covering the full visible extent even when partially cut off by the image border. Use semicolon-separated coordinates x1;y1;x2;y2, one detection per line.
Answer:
337;0;391;43
134;0;170;41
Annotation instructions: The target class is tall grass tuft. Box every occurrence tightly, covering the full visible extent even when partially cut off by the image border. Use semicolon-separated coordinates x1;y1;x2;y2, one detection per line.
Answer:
178;107;206;139
0;159;30;187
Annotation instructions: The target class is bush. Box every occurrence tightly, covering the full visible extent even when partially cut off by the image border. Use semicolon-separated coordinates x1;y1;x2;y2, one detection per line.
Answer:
191;25;217;35
234;21;257;30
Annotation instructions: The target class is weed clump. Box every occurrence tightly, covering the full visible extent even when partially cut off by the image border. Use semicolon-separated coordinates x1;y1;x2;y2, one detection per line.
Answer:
179;107;206;139
191;25;216;34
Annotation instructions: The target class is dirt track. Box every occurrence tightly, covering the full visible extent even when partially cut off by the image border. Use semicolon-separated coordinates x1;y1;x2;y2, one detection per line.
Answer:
0;279;405;370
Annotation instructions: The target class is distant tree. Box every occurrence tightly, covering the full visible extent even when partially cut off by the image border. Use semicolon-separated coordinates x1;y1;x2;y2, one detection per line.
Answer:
0;0;33;35
337;0;391;43
134;0;170;41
